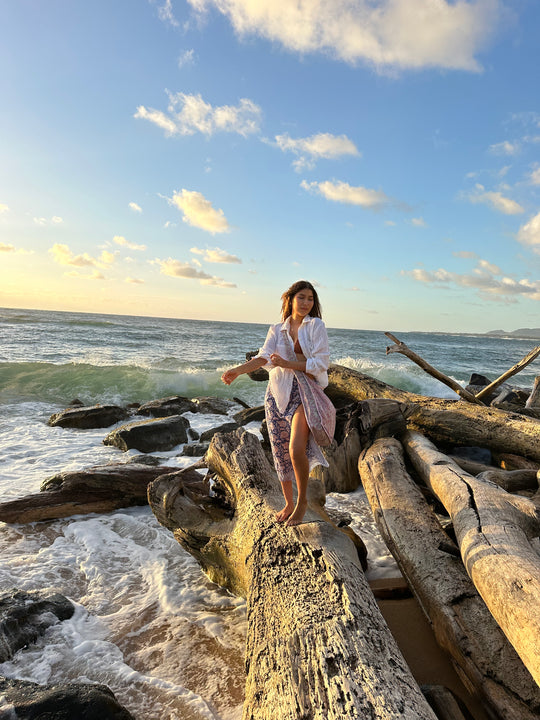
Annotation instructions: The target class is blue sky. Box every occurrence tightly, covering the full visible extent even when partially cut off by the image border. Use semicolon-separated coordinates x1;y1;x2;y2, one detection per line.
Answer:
1;0;539;332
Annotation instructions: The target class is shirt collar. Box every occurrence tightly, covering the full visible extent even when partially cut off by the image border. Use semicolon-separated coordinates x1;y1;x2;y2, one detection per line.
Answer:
284;315;314;330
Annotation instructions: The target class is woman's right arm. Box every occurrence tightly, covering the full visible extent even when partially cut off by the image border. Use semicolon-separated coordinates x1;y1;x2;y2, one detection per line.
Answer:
221;356;267;385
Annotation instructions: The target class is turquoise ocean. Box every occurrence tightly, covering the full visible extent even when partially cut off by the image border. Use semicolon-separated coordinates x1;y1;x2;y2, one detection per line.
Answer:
1;307;538;719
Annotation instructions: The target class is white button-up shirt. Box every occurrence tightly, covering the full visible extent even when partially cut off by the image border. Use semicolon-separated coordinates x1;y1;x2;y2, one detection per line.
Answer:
255;315;330;413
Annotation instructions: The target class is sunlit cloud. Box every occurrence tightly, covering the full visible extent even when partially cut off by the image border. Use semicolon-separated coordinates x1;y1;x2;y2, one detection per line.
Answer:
129;202;143;213
113;235;147;251
274;132;359;171
65;269;106;281
191;246;241;263
178;49;195;68
411;217;426;227
404;258;540;302
49;243;117;269
169;189;230;234
0;204;9;214
0;242;33;255
34;216;63;226
154;257;236;287
517;211;540;253
126;277;145;284
150;0;179;27
529;167;540;185
467;184;524;215
135;91;261;137
301;179;390;209
0;243;15;252
489;140;520;156
188;0;499;72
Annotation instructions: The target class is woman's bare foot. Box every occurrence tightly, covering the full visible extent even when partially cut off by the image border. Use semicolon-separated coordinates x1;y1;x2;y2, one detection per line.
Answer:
285;500;308;527
276;504;294;523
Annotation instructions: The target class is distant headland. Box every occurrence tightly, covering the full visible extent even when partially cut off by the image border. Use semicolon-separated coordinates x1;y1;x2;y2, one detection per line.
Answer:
485;328;540;339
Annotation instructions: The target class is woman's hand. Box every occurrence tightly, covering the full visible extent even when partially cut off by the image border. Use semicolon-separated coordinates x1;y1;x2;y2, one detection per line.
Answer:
221;368;240;385
270;353;290;369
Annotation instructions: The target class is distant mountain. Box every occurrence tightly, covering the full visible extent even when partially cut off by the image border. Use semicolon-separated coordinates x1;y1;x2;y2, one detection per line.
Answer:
486;328;540;339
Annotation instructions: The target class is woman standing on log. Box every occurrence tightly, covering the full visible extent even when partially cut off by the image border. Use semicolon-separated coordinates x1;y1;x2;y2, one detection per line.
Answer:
221;280;335;526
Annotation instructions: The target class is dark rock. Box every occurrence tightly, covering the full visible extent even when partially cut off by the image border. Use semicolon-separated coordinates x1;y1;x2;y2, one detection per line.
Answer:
0;676;134;719
103;415;190;453
181;442;210;457
123;455;162;466
188;427;200;441
450;446;493;465
191;397;237;415
245;351;269;381
0;589;74;662
468;373;491;386
48;405;128;429
199;422;240;443
491;388;529;409
137;395;195;417
69;398;84;407
233;405;265;425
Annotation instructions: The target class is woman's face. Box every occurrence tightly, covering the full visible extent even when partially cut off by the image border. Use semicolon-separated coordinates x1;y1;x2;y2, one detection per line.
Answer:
292;288;314;318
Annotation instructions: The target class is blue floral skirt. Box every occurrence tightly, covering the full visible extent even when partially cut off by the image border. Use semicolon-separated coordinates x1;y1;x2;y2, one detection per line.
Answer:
265;377;329;484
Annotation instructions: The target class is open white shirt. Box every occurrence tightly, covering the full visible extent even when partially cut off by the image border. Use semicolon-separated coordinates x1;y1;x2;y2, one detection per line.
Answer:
255;315;330;413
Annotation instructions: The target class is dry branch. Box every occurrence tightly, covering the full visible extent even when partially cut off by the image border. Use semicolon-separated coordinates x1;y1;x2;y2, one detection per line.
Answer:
475;345;540;402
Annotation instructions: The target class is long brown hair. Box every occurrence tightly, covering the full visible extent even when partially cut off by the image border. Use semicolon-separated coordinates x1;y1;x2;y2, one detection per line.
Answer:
281;280;322;321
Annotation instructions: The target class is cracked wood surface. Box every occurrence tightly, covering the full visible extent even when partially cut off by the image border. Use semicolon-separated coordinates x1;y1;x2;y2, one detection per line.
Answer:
148;429;437;720
402;430;540;685
359;437;540;720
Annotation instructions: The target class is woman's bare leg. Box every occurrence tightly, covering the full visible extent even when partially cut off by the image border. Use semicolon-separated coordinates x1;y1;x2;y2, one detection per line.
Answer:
276;480;295;522
286;405;310;526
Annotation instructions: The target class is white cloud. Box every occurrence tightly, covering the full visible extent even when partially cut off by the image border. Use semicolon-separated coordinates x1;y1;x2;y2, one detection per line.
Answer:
191;246;241;263
489;140;520;156
188;0;499;72
34;216;63;226
0;203;9;214
126;277;145;284
150;0;179;26
517;212;540;252
529;167;540;185
113;235;147;251
49;243;117;269
170;189;230;234
0;243;15;252
453;250;478;259
135;92;261;137
405;257;540;302
274;132;359;171
178;49;195;68
65;269;106;281
411;217;426;227
129;202;143;213
301;179;390;209
155;257;236;287
467;185;524;215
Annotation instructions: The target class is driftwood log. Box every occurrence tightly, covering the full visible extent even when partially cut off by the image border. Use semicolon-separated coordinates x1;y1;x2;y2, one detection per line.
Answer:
0;463;182;523
474;345;540;402
401;430;540;685
148;429;438;720
327;364;540;463
359;437;540;720
525;376;540;409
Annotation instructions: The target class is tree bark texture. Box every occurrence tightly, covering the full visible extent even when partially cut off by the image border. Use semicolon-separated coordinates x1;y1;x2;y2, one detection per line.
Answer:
148;429;438;720
401;430;540;686
327;365;540;463
358;437;540;720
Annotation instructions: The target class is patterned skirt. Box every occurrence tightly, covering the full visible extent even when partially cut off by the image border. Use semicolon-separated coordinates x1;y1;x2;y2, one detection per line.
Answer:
265;376;330;484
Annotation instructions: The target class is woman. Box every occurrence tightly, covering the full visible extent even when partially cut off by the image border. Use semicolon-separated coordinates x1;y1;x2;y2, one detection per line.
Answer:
221;280;335;526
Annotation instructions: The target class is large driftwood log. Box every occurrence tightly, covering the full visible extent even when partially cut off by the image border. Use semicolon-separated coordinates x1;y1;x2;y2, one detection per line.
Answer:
0;463;182;523
148;429;438;720
359;437;540;720
401;430;540;685
327;364;540;462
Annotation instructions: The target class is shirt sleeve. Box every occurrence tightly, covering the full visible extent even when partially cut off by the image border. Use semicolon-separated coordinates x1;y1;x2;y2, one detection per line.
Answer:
254;324;278;367
305;319;330;376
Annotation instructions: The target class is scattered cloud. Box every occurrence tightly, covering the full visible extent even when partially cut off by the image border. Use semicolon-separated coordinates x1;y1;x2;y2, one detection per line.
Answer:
517;211;540;253
135;91;261;137
404;257;540;302
169;189;230;233
0;242;33;255
49;243;117;269
178;49;195;68
0;243;15;252
113;235;147;251
0;204;9;214
453;250;478;259
467;184;524;215
489;140;520;156
191;246;241;263
150;0;179;27
411;217;426;227
154;257;236;287
126;277;145;284
34;216;63;226
301;179;390;209
274;132;359;171
129;202;143;213
529;167;540;185
65;269;106;281
187;0;499;72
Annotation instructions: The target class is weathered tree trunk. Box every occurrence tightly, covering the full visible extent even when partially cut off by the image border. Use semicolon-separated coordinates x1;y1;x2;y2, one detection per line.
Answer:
327;364;540;463
148;429;438;720
525;376;540;409
401;430;540;685
384;332;483;404
359;437;540;720
0;463;182;523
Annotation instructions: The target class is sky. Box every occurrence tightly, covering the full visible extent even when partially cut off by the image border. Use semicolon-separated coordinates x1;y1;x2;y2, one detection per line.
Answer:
1;0;540;333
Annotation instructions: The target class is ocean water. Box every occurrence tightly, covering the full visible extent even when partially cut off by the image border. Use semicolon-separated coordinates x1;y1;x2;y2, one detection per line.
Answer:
1;307;538;719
